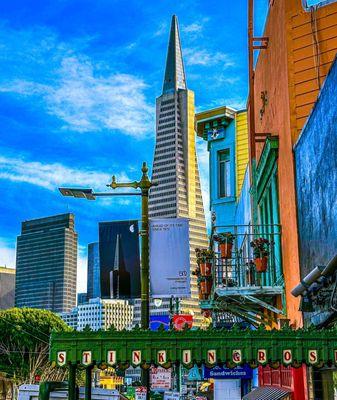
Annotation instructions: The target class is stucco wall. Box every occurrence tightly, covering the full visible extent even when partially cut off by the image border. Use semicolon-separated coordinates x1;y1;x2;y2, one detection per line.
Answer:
294;56;337;278
253;0;302;325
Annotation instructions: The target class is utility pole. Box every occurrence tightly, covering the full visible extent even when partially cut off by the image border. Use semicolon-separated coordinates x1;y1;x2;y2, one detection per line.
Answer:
107;162;156;398
107;162;156;331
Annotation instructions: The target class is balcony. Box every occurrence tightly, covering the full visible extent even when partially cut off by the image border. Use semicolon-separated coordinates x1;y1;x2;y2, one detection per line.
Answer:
198;224;285;326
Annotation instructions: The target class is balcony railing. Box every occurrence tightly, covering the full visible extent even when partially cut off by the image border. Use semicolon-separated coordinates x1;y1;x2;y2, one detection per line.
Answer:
198;224;285;325
210;224;283;291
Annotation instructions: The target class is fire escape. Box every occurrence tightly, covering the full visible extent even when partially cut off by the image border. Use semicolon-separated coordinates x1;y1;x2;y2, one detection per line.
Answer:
200;224;285;327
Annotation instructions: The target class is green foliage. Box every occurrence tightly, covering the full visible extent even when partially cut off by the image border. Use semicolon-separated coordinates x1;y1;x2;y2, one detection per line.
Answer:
195;248;214;262
0;307;71;385
213;232;235;244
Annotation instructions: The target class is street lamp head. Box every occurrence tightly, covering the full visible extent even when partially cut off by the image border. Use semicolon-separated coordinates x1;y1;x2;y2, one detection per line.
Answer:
59;188;96;200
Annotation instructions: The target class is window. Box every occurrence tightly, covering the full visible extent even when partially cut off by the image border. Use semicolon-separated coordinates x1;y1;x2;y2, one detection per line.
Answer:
218;150;231;197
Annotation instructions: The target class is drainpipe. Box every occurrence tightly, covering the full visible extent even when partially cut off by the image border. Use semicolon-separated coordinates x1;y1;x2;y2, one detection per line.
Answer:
248;0;258;228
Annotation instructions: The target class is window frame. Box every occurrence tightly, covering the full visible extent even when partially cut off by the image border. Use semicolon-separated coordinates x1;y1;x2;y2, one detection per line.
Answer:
218;149;231;198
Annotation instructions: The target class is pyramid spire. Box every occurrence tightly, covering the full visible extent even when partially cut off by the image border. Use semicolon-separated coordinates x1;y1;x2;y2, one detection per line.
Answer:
162;15;187;94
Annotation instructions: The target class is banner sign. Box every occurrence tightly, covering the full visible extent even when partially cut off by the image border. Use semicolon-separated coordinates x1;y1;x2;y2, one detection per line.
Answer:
150;218;190;298
150;367;172;390
203;365;253;380
150;315;170;331
99;220;140;298
173;314;193;330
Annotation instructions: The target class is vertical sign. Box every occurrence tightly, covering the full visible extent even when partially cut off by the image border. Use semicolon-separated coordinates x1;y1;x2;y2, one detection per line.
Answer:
150;218;190;298
99;220;140;298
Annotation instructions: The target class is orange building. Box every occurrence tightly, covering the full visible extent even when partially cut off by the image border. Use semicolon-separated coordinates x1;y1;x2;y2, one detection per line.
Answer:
249;1;337;398
251;0;337;328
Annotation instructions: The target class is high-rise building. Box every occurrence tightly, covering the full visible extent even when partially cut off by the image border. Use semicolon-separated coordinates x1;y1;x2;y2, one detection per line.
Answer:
77;292;88;305
15;213;77;313
149;15;208;324
87;242;100;300
0;267;15;309
60;298;134;331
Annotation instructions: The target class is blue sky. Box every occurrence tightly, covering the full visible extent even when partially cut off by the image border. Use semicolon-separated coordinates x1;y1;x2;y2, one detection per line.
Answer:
0;0;268;292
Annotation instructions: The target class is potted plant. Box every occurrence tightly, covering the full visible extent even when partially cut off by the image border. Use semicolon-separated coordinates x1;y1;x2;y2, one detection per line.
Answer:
250;238;270;272
213;232;235;259
198;276;213;298
195;248;214;276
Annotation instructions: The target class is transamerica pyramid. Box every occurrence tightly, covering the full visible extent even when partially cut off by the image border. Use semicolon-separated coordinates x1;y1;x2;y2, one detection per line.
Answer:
149;15;208;325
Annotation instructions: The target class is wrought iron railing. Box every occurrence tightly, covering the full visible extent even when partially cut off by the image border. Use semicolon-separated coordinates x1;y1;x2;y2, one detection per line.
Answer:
210;224;283;290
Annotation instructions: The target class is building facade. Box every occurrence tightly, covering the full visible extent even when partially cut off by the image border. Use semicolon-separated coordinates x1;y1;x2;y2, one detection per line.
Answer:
245;0;337;398
60;298;134;331
0;267;15;310
196;106;249;227
15;213;77;313
251;0;337;328
294;56;337;400
87;242;100;301
149;15;208;325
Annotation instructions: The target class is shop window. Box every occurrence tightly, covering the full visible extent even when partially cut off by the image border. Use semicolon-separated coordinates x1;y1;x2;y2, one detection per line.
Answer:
218;150;231;198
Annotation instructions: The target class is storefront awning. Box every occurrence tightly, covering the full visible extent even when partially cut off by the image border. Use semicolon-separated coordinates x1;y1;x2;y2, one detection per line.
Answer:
243;386;291;400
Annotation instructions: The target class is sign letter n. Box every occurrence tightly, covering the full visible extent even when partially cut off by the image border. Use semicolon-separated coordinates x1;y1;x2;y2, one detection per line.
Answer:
132;350;141;366
207;350;216;365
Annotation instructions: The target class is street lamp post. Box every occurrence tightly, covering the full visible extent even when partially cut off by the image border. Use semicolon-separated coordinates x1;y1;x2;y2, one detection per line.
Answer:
59;161;156;399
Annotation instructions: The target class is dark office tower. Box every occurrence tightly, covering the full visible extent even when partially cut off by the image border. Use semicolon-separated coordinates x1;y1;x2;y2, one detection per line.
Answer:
99;220;140;299
87;242;100;300
149;16;208;325
0;267;15;309
15;213;77;313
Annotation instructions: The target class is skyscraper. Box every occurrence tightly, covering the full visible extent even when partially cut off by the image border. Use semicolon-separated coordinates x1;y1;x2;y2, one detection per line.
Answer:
87;242;100;300
0;267;15;309
15;213;77;313
149;16;208;324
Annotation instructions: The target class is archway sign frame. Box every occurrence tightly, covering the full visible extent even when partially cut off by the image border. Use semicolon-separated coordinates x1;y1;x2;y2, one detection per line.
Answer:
51;325;337;370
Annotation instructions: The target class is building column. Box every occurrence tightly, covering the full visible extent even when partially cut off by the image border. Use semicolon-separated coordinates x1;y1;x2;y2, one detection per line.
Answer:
85;366;93;400
68;363;77;400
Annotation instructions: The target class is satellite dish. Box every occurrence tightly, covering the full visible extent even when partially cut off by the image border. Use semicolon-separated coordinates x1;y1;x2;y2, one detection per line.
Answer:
129;224;135;233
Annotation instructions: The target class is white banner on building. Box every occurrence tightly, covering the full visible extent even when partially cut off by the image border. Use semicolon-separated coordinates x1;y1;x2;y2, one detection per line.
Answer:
149;218;190;298
150;367;172;390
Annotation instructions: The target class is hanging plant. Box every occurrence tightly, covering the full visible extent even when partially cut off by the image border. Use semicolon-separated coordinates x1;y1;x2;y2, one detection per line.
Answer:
250;238;270;272
198;276;213;297
195;248;214;276
213;232;235;259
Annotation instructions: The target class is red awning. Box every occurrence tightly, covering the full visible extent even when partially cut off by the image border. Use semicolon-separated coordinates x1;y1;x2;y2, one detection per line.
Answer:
243;386;292;400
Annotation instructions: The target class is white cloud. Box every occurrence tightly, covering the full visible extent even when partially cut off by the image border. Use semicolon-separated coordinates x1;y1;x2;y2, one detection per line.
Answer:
184;48;234;67
0;155;131;192
207;97;246;111
0;239;16;268
153;22;168;37
182;23;204;34
0;27;154;138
